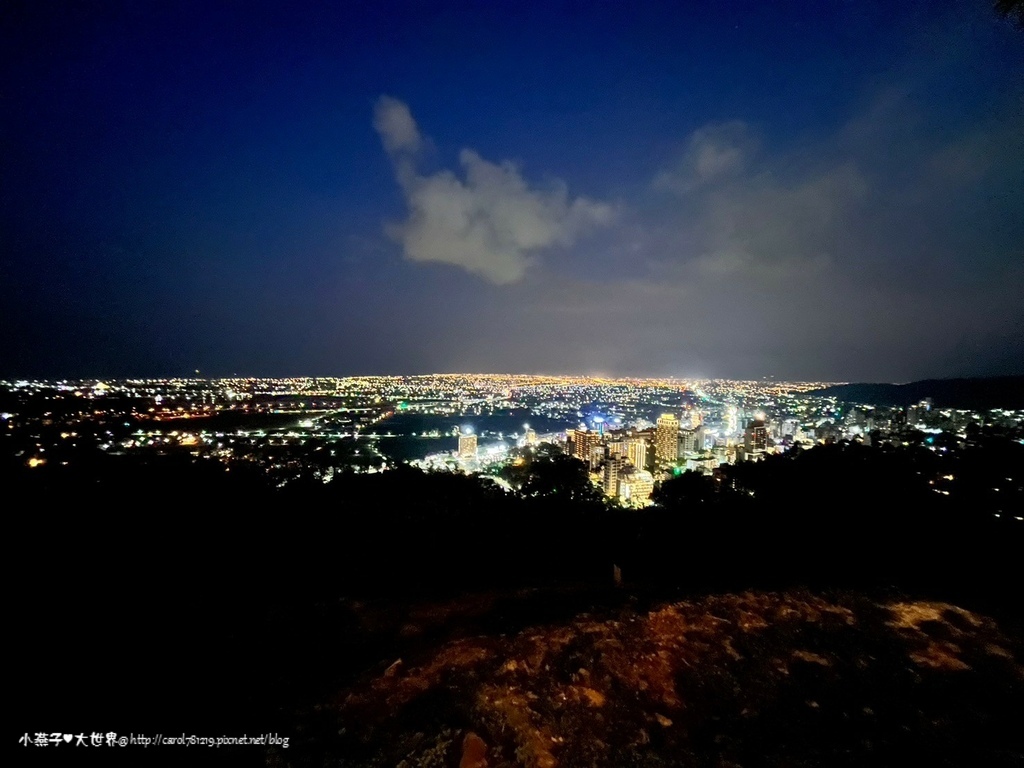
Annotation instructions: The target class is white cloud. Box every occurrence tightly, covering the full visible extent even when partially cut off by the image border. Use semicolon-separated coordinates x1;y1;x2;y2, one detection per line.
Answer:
374;96;613;284
653;120;757;194
373;96;422;155
648;116;871;282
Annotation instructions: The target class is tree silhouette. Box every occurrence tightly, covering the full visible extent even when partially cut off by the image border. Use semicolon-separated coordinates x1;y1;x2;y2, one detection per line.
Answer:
650;470;717;510
520;454;604;504
996;0;1024;28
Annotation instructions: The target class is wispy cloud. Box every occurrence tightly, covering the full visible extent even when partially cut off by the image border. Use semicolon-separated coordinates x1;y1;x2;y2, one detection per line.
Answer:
502;79;1023;379
653;120;757;194
373;95;422;155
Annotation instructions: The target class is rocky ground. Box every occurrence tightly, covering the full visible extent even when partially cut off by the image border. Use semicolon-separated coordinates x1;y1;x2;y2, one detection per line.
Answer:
272;590;1024;767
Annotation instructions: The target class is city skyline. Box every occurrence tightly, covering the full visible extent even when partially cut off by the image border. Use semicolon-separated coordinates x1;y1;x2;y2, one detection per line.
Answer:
3;1;1022;381
4;371;1020;508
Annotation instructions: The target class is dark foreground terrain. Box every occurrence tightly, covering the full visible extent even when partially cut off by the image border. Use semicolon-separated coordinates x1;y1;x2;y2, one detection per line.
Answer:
11;440;1023;766
278;589;1023;768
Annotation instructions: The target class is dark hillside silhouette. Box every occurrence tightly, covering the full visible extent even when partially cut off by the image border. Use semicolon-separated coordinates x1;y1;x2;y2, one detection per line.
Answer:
808;376;1024;410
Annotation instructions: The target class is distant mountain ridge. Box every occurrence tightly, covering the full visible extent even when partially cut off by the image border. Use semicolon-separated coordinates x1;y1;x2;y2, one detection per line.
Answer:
807;376;1024;410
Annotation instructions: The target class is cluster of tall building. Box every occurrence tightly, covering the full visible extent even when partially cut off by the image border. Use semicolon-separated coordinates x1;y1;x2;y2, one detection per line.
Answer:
563;410;781;506
565;426;655;507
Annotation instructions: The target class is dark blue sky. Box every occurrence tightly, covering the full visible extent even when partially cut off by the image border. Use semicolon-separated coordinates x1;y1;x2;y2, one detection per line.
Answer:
2;0;1022;381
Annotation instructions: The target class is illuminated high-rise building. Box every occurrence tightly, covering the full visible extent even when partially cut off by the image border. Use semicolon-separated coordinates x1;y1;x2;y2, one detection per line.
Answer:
626;438;647;471
573;428;600;463
744;420;768;453
678;427;703;456
524;425;538;446
458;427;478;459
603;454;625;497
655;414;680;465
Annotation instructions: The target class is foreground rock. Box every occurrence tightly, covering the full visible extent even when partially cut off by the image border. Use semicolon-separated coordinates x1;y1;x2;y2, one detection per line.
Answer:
292;591;1024;767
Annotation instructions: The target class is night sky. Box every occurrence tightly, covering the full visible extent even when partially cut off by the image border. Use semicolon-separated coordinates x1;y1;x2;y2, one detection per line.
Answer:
2;1;1022;381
